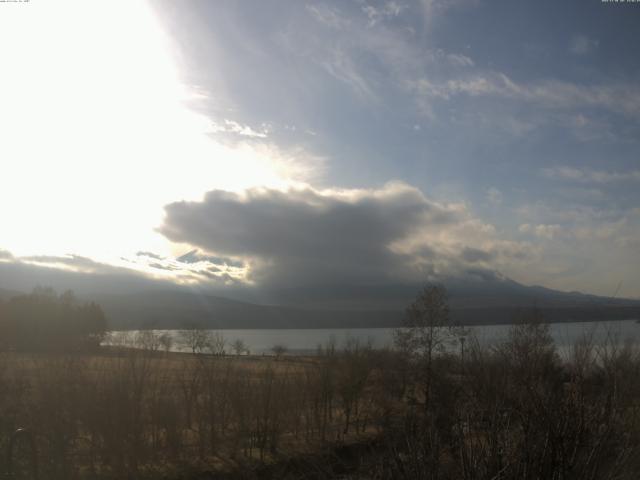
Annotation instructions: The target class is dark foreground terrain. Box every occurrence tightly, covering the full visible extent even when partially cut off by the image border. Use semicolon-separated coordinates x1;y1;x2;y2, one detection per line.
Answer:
1;320;640;479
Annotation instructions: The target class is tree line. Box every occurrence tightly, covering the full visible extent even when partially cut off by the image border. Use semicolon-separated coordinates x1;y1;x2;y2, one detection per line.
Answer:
0;287;107;351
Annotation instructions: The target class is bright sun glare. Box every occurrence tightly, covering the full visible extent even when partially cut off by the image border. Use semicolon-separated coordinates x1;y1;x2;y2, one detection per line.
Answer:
0;0;294;269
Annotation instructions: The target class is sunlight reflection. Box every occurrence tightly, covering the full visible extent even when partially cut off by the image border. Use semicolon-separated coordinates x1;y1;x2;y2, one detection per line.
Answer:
0;0;300;270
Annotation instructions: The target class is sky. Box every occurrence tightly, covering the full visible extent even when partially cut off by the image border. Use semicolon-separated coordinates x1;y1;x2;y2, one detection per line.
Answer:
0;0;639;300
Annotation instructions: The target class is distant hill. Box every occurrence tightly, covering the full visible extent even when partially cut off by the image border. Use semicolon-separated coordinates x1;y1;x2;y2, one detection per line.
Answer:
88;285;640;331
2;269;639;329
89;290;402;330
242;271;638;311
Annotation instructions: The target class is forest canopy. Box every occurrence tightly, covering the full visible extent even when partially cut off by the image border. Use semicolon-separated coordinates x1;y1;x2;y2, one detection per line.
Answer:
0;287;107;351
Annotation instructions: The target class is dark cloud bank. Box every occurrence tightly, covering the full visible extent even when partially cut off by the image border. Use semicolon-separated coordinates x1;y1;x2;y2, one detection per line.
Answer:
160;183;486;290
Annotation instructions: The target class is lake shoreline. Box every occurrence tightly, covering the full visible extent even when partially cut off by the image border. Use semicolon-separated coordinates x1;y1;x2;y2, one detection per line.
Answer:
110;315;640;331
105;319;640;356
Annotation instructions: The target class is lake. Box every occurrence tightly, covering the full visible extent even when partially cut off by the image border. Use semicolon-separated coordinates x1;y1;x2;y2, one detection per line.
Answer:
108;319;640;357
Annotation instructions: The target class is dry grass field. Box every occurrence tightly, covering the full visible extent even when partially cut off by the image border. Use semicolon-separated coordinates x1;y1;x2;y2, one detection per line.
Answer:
3;320;640;479
0;340;391;479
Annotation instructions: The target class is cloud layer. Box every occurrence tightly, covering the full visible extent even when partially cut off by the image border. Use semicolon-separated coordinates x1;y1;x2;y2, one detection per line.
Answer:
160;183;533;289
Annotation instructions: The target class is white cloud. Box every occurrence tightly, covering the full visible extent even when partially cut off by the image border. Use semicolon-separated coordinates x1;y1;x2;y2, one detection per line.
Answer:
210;119;269;138
320;47;378;101
510;199;640;295
519;223;562;240
419;0;480;27
306;4;351;29
412;72;640;117
361;1;406;26
542;166;640;183
445;53;475;67
302;1;478;105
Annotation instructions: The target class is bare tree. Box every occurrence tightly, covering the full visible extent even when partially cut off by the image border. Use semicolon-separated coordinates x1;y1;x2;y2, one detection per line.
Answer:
135;330;161;352
179;328;210;355
337;337;373;434
231;338;247;356
271;344;288;360
205;331;226;356
158;332;173;353
394;284;459;409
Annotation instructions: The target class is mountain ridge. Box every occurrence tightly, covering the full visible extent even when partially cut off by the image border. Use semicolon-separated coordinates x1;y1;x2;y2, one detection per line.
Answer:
2;274;639;330
88;283;640;330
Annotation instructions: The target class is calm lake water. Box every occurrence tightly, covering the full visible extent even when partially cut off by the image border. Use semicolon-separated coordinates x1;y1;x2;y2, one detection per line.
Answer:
108;319;640;357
